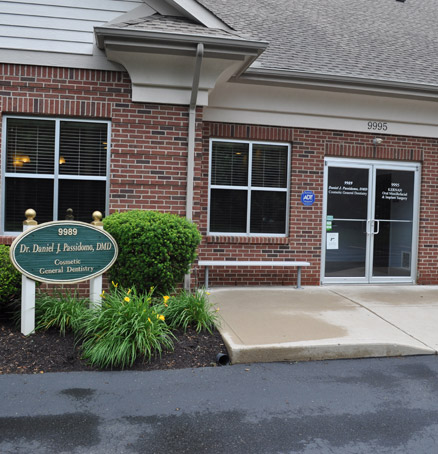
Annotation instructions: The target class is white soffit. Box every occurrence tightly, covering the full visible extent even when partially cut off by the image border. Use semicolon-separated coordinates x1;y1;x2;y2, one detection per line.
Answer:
102;43;253;105
95;12;267;105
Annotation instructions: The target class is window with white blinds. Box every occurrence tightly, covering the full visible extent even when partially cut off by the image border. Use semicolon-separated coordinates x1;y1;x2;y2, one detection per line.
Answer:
2;117;110;233
209;140;290;236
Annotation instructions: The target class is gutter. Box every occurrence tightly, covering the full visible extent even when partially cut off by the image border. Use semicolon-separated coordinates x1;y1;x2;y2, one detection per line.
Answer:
236;68;438;99
184;42;204;290
94;26;266;54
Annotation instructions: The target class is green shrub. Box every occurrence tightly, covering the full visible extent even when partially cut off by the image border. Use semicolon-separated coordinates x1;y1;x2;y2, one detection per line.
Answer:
104;210;202;293
158;289;219;334
79;286;175;369
0;244;21;306
35;290;90;336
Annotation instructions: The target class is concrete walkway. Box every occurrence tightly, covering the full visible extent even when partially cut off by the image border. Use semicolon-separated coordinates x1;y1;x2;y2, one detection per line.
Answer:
209;286;438;364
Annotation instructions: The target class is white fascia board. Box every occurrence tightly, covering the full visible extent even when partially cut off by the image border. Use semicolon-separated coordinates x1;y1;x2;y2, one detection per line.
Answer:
240;69;438;101
106;4;157;25
204;80;438;139
164;0;231;29
145;0;185;16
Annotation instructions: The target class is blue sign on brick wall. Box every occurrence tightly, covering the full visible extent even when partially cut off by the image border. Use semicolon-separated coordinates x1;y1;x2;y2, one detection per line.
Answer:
301;191;315;206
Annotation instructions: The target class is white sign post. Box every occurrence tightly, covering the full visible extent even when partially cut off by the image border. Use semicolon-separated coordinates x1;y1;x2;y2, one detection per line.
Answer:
89;211;104;308
11;209;118;335
21;209;37;335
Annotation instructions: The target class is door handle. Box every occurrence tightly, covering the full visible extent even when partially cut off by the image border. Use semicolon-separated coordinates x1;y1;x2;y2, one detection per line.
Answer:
372;220;380;234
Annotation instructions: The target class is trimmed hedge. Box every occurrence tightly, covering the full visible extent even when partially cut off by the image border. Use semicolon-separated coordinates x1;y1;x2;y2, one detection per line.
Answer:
0;245;21;305
104;210;202;293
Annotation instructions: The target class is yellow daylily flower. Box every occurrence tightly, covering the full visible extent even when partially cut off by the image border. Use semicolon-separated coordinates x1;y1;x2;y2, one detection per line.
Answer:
124;297;130;303
112;281;118;288
159;315;165;321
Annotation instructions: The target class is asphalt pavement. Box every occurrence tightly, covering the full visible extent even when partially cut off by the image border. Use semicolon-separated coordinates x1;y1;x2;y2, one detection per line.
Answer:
3;285;438;453
2;357;438;453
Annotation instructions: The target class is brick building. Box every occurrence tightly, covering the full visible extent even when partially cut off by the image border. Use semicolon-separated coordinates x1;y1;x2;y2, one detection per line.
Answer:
1;0;438;287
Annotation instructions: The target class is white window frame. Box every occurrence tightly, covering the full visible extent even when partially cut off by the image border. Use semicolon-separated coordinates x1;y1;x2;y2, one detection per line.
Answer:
1;115;111;235
208;138;291;237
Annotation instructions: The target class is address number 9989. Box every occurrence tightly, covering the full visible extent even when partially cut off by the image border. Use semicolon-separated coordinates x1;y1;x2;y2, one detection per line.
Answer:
367;121;388;131
58;228;78;236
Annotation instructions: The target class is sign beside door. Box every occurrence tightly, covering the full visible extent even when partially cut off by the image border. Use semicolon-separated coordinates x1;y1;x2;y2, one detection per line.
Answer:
322;159;420;284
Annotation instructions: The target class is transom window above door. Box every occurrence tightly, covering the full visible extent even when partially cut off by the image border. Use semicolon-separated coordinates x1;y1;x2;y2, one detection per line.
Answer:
2;116;110;234
208;139;290;236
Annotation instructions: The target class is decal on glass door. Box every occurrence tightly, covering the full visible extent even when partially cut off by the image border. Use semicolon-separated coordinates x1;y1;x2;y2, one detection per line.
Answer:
326;232;339;250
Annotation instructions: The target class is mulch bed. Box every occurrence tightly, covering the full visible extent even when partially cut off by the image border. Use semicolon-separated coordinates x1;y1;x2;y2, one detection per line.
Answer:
0;318;229;374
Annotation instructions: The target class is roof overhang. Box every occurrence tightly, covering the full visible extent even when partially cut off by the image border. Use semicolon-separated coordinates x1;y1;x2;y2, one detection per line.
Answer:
95;26;267;105
237;67;438;101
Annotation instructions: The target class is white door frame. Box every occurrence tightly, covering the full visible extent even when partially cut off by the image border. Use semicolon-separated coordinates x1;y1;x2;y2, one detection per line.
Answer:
321;157;421;284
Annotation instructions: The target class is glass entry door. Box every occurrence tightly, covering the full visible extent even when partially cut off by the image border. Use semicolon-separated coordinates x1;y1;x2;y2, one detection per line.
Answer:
322;159;420;284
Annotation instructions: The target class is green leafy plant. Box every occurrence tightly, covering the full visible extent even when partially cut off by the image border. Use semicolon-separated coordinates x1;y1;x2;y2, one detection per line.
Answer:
103;210;202;293
79;285;175;369
0;244;21;306
158;289;219;334
35;290;90;336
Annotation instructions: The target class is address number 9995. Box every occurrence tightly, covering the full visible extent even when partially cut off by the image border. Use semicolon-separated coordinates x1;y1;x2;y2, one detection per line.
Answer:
58;228;78;236
367;121;388;131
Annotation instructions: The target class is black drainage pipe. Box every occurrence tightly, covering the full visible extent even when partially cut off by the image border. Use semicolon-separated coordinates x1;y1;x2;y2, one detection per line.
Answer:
216;353;230;366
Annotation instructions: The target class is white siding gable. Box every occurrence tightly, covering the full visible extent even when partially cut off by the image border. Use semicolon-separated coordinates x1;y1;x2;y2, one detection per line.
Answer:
0;0;154;68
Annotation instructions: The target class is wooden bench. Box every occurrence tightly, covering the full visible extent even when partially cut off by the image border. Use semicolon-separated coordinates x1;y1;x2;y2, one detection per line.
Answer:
197;260;311;289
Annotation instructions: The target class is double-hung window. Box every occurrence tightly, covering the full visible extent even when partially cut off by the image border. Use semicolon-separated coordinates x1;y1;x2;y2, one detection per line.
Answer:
1;116;110;234
209;139;290;236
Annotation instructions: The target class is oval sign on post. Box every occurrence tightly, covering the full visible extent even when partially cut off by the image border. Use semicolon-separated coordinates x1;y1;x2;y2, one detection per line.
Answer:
10;221;118;284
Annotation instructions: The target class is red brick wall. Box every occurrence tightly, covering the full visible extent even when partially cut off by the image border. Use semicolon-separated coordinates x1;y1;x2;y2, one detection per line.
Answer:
196;123;438;286
0;63;199;293
2;64;438;287
0;63;196;230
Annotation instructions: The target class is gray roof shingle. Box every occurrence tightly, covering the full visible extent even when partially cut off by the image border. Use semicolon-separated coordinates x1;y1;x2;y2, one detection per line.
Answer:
109;14;256;42
195;0;438;87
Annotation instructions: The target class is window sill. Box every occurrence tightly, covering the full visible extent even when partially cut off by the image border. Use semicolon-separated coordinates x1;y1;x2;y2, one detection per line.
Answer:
206;236;289;245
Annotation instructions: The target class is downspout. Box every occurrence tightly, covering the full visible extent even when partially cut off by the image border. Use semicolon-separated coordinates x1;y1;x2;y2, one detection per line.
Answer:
184;42;204;290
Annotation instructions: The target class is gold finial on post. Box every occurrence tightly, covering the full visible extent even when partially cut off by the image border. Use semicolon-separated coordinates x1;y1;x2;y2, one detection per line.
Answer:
91;211;103;226
23;209;37;226
65;208;74;220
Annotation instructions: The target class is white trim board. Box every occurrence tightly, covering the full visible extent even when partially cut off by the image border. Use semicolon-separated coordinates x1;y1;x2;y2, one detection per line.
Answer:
204;82;438;138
